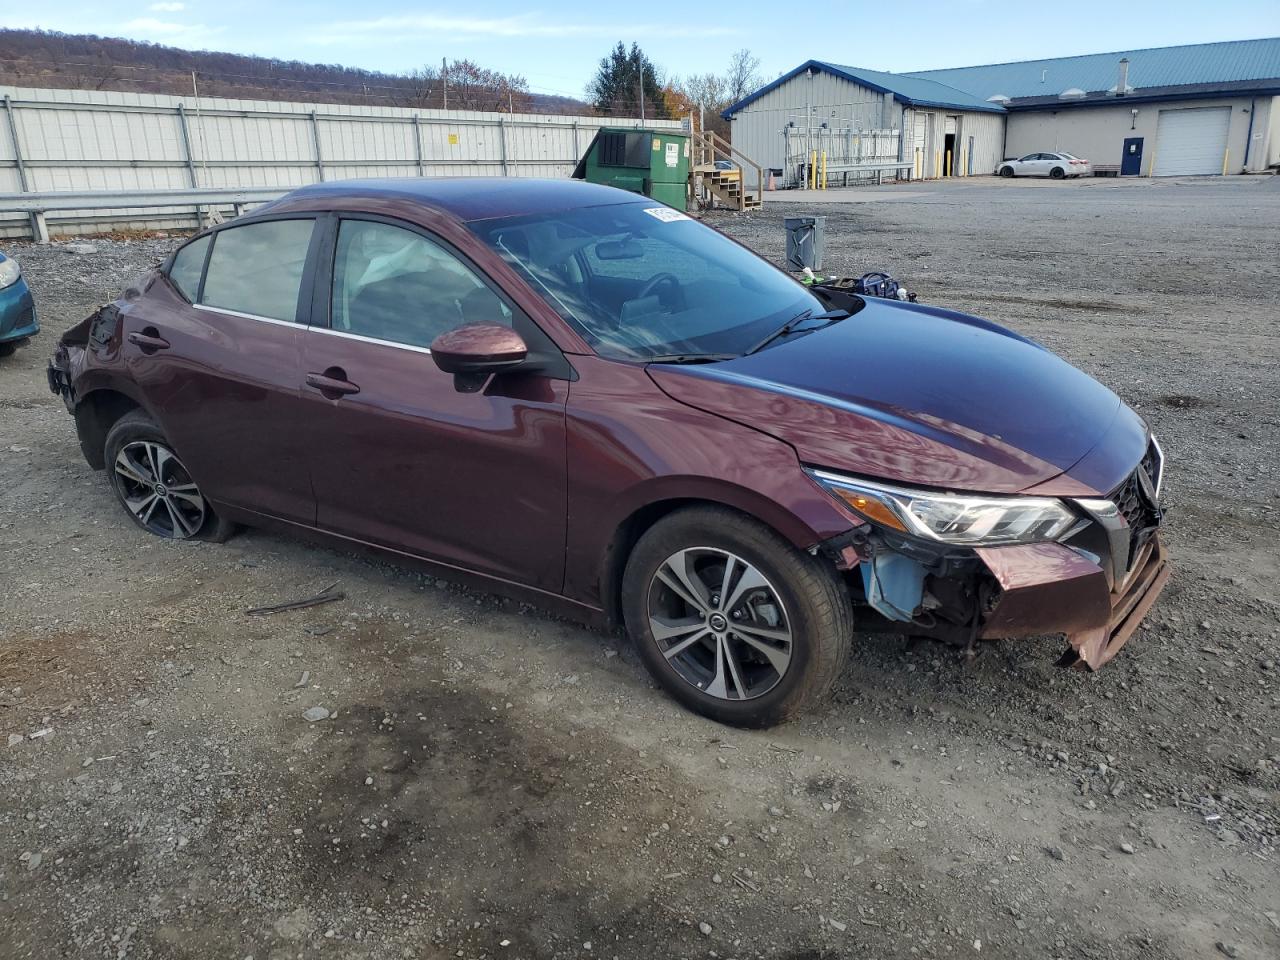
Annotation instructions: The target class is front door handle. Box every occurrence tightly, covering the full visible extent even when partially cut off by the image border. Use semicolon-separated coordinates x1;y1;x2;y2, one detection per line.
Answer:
306;368;360;399
127;329;170;353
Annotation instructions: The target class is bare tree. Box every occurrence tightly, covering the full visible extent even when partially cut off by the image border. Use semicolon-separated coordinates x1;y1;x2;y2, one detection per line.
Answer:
679;72;728;111
725;48;762;103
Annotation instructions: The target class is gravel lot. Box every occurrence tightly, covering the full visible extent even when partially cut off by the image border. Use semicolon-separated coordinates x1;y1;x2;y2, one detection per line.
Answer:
1;176;1278;960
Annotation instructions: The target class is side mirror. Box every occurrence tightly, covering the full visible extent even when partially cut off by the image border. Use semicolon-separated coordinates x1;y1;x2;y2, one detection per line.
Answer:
430;323;528;392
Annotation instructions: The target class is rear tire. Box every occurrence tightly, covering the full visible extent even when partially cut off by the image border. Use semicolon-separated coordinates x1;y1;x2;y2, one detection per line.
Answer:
999;166;1014;178
621;506;852;728
0;340;18;358
104;410;236;543
1050;167;1066;179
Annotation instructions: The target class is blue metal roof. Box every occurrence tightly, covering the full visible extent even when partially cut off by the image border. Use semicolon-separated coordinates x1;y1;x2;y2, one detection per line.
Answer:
905;38;1280;100
721;59;1006;119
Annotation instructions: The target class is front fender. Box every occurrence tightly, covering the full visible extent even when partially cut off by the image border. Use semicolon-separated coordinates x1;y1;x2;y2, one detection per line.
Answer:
562;356;861;608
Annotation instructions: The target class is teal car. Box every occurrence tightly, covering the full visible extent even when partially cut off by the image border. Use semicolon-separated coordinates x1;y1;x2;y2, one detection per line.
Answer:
0;251;38;357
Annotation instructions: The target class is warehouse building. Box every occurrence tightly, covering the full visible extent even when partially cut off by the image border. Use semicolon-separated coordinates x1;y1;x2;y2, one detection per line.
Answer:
724;37;1280;184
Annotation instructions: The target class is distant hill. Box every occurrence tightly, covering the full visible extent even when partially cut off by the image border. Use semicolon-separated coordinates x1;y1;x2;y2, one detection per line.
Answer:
0;29;591;115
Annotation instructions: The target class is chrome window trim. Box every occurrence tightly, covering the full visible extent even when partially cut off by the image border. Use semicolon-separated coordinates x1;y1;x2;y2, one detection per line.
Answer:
193;304;297;327
193;303;436;355
308;324;434;356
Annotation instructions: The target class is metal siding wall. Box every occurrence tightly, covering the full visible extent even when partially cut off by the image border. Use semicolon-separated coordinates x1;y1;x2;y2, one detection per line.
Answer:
1263;96;1280;168
959;111;1005;175
729;72;889;170
1005;97;1258;174
0;85;676;237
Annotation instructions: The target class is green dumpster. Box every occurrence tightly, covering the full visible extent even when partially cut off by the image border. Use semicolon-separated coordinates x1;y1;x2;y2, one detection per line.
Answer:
571;128;690;210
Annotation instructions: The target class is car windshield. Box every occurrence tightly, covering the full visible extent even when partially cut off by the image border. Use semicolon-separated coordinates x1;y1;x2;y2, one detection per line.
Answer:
468;202;823;361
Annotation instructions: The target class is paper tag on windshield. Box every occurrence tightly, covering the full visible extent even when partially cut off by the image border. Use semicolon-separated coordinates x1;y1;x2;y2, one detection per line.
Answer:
642;207;691;223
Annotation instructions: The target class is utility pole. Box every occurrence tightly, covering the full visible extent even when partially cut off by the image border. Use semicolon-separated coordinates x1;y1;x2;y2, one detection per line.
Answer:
639;71;645;123
442;57;448;110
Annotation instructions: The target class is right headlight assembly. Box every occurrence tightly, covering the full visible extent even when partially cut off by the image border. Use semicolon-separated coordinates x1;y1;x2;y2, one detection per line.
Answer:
808;468;1078;547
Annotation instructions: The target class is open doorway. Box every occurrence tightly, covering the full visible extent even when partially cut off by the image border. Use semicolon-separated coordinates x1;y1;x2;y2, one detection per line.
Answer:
943;115;959;176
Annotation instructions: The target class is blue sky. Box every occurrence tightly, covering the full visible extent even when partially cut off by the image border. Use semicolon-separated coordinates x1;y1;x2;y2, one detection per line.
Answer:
3;1;1278;101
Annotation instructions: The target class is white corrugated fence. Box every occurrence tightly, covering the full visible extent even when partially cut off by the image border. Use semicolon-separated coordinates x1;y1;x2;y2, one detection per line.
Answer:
0;85;679;238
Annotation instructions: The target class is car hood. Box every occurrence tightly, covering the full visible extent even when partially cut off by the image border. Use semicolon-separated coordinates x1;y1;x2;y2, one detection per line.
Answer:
648;298;1145;495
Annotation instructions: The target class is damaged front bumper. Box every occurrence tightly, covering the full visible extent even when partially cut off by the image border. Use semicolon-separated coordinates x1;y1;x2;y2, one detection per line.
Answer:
975;534;1169;670
826;454;1170;670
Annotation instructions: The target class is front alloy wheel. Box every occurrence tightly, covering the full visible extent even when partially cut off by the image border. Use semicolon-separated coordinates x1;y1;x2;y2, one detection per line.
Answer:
622;506;853;727
648;547;793;700
114;440;207;538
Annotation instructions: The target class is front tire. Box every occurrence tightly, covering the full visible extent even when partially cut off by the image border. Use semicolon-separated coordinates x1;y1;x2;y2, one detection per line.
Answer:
104;410;236;542
621;506;852;727
998;166;1014;178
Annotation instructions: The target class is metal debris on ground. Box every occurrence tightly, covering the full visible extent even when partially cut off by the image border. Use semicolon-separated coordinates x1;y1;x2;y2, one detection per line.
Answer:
246;582;344;617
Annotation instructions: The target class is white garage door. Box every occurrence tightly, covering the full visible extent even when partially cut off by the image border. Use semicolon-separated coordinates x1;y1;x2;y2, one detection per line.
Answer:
1153;107;1230;176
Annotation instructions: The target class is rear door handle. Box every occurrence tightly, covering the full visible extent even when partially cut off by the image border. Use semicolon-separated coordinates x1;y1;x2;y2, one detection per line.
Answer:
127;330;170;352
306;368;360;399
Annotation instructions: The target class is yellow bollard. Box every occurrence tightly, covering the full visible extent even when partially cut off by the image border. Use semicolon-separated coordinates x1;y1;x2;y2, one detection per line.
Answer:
914;147;921;179
935;150;941;179
945;149;952;177
1222;148;1229;176
810;150;817;190
821;151;827;190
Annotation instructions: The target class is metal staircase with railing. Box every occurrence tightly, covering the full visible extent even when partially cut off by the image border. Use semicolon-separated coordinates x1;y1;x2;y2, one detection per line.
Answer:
689;130;764;212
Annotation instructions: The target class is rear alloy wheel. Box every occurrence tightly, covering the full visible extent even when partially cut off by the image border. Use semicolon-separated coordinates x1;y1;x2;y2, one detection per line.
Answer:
104;410;236;542
113;440;206;538
1050;166;1066;179
622;506;852;727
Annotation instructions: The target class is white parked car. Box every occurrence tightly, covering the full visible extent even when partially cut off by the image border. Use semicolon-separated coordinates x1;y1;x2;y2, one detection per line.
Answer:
997;152;1093;179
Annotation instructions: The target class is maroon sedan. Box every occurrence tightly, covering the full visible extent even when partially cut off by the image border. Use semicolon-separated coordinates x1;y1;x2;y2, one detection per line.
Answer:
48;178;1168;727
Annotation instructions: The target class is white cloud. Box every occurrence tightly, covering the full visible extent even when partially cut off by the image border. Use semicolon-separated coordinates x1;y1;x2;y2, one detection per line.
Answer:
120;17;222;44
149;2;186;11
305;13;739;45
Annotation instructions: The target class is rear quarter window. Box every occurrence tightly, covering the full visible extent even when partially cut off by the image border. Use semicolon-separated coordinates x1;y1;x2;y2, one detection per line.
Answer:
168;234;210;302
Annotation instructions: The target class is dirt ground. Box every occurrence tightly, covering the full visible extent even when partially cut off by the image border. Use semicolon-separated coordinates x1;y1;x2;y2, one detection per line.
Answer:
1;175;1278;960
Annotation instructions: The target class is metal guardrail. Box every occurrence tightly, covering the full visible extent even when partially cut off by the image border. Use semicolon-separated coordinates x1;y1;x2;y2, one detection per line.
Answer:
0;187;288;241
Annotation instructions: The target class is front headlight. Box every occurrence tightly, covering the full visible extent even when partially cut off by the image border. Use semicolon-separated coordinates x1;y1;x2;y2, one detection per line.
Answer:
0;257;19;290
809;469;1078;546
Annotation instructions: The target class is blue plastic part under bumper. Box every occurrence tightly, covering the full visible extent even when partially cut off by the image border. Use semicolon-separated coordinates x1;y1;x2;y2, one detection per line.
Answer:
0;277;38;343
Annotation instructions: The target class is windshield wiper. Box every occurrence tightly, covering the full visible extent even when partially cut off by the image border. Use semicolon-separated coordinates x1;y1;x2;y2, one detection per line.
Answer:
744;309;849;356
644;353;738;365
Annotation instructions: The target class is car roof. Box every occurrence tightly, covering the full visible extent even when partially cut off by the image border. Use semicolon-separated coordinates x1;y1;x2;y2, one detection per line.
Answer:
255;177;648;223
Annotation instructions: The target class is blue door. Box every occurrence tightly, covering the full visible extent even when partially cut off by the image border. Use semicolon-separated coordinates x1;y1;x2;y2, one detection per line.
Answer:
1121;137;1144;176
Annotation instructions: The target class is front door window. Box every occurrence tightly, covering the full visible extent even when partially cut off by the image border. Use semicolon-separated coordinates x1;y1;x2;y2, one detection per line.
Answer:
331;220;511;349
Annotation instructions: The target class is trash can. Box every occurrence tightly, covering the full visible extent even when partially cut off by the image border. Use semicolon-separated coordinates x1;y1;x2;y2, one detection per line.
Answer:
784;216;825;272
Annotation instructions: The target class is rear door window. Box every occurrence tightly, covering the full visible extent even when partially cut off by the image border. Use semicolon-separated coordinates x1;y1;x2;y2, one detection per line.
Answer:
168;234;210;302
201;219;315;322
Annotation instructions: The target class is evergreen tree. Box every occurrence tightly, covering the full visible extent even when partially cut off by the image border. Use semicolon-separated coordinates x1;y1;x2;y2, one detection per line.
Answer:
587;42;669;119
